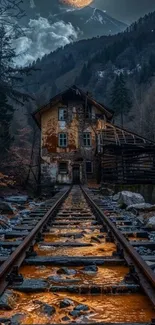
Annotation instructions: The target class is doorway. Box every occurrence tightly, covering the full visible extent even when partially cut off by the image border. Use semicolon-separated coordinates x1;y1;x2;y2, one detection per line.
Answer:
72;165;80;184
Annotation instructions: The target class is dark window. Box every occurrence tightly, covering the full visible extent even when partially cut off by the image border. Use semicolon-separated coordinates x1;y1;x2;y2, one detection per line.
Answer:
86;161;93;173
85;104;92;119
58;133;67;147
83;132;91;146
59;162;68;174
59;108;67;121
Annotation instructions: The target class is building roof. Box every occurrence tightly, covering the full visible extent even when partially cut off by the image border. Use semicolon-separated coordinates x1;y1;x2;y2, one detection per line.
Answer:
32;85;114;128
97;121;154;151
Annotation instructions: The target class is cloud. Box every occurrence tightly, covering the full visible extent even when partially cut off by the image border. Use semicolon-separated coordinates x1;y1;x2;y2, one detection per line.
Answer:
13;16;78;66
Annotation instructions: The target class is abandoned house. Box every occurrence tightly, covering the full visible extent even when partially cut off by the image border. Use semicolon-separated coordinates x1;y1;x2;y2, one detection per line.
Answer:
33;85;155;187
33;85;114;186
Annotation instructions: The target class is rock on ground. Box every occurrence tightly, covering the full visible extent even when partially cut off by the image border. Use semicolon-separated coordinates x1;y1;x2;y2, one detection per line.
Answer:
82;264;98;273
74;304;89;311
101;187;114;196
4;196;28;203
0;290;19;310
57;267;76;275
41;303;56;316
62;316;71;321
113;191;145;208
60;298;74;308
127;203;155;212
69;304;89;317
146;216;155;230
11;313;26;324
0;201;14;214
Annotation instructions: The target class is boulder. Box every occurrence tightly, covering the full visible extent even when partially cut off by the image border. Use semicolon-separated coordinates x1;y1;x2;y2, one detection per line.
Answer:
60;298;74;308
113;191;145;208
146;217;155;230
0;201;14;214
127;203;155;212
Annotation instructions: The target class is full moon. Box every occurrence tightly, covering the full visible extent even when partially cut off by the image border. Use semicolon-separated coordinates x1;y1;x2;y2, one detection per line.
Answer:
60;0;93;8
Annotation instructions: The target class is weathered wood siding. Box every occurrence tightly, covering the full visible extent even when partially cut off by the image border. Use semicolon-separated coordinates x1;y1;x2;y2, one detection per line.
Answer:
40;100;103;185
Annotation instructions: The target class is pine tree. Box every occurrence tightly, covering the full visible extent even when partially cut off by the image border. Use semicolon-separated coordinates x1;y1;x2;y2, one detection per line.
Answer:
80;63;92;87
111;73;132;127
0;2;35;157
0;91;14;152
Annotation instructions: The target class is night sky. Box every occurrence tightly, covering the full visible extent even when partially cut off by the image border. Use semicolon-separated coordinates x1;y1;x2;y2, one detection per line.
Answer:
15;0;155;66
26;1;155;24
93;0;155;23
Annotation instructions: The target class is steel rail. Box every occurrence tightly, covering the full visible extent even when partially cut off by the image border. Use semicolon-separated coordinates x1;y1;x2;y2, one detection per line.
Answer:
0;187;71;296
81;186;155;307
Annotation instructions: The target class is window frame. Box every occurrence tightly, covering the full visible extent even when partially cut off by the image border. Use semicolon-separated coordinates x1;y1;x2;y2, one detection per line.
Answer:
58;107;68;121
58;133;68;148
85;104;92;119
85;161;93;174
59;162;68;174
83;132;91;147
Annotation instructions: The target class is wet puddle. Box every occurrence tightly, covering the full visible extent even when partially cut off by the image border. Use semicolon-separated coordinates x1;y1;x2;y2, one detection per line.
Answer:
20;265;128;286
1;188;155;324
34;241;116;257
0;291;154;324
43;231;106;244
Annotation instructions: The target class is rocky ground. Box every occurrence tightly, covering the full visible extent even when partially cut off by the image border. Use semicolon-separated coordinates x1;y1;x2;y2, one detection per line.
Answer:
112;190;155;229
0;194;43;236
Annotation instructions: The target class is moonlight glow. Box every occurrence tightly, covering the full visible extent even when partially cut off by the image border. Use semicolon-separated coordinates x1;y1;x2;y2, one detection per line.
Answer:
61;0;93;8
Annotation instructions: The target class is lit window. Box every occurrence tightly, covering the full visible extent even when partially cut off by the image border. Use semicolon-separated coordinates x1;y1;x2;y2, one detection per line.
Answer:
59;108;67;121
86;161;93;173
58;133;67;147
83;132;91;146
59;162;68;174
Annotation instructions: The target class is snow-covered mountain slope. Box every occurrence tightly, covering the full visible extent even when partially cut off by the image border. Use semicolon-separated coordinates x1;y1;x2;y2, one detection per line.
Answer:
50;6;127;38
23;1;127;39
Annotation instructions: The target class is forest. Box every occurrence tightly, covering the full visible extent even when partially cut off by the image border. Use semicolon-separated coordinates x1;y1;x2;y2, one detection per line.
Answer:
1;1;155;189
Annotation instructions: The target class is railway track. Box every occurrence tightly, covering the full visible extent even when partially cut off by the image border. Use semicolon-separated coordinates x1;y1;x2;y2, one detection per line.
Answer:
0;185;155;324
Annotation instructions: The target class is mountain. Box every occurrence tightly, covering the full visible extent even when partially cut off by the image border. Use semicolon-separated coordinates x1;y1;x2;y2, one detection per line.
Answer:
22;10;155;140
50;6;127;38
22;1;127;39
26;11;155;90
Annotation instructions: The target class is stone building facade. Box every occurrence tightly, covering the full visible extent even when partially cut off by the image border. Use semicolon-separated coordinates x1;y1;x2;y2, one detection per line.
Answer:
33;86;113;186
